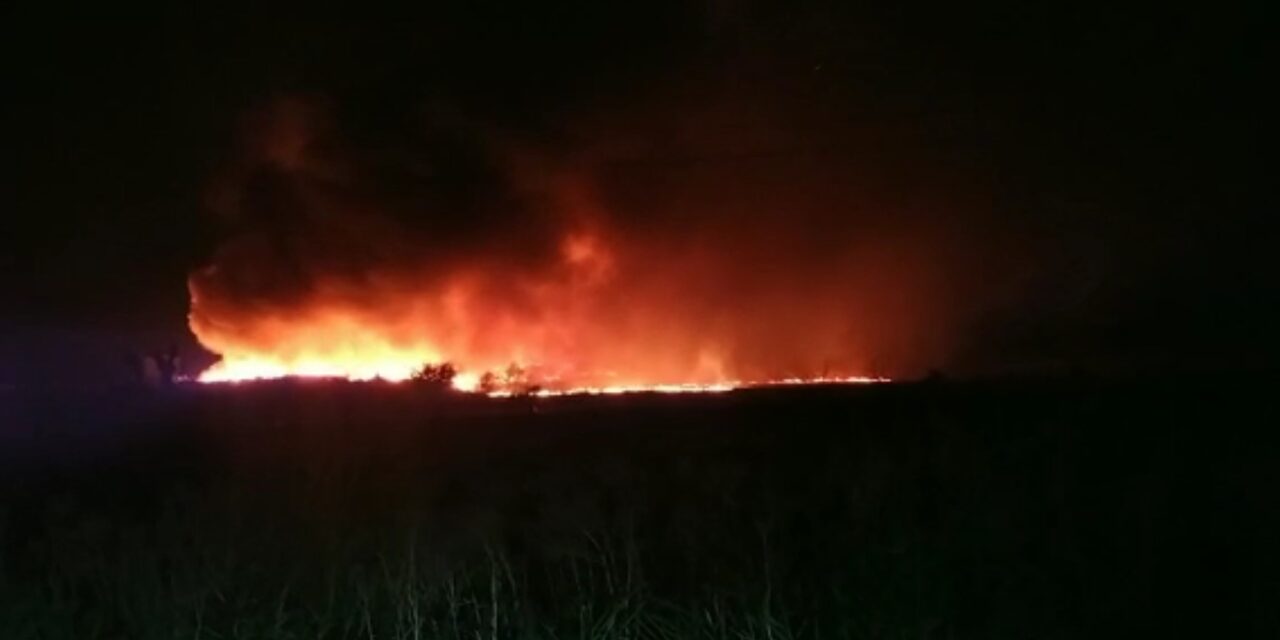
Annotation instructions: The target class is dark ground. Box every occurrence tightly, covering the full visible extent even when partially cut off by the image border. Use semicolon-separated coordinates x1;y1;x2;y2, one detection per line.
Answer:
2;377;1276;638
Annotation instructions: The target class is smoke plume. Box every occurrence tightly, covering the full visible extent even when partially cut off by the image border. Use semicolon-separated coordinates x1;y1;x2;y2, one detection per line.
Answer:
189;85;1024;386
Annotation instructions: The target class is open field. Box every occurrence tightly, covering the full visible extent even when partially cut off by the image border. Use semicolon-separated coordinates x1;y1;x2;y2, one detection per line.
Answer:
2;377;1276;638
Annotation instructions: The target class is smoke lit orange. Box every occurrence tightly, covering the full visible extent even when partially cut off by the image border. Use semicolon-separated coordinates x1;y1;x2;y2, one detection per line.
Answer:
184;100;975;391
189;224;889;394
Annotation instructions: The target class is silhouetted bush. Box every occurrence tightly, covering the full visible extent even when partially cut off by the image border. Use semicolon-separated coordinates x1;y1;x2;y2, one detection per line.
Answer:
410;362;457;389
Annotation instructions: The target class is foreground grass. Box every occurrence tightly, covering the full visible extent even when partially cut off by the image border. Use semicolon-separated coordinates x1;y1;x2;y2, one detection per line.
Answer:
5;525;802;639
3;482;948;639
3;379;1276;637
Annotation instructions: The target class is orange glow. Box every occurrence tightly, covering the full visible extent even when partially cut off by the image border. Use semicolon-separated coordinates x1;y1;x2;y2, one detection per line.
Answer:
484;376;887;397
189;223;890;394
184;96;1003;396
182;98;989;393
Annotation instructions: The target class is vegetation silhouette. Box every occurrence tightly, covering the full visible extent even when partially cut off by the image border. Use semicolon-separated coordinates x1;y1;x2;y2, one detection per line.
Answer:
1;376;1274;637
410;362;457;390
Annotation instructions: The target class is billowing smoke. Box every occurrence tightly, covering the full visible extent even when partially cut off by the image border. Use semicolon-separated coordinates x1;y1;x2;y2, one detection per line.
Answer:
189;87;1024;388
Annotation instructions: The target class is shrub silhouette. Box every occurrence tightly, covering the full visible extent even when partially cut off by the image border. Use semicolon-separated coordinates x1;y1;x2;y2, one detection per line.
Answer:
410;362;457;389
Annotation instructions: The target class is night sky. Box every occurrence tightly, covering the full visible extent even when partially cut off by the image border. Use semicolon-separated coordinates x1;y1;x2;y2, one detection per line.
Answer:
4;3;1271;386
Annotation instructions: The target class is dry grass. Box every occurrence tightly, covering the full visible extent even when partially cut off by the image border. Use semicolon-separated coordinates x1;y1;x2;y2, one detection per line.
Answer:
2;378;1275;637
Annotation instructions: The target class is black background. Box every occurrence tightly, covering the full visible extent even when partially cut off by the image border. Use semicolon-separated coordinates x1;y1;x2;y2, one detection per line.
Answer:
4;2;1271;384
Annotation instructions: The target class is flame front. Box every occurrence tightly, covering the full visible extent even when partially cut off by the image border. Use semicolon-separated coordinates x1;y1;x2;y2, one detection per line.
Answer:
185;101;943;392
189;225;889;394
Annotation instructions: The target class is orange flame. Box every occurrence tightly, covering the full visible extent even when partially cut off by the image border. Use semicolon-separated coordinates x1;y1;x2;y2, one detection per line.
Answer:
189;225;889;394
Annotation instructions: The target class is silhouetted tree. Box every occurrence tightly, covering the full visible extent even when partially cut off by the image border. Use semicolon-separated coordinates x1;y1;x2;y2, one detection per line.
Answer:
411;362;457;390
478;371;500;394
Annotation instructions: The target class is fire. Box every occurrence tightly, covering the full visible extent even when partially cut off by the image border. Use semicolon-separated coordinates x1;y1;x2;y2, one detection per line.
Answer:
188;227;890;394
198;364;886;396
190;308;891;392
185;101;937;392
190;304;444;383
485;376;887;398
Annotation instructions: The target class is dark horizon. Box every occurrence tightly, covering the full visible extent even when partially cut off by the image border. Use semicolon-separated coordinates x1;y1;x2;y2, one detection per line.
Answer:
4;3;1272;387
3;8;1276;636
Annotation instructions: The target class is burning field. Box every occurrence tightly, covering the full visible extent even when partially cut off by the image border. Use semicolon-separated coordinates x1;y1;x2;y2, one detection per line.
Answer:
5;2;1273;637
184;97;1012;391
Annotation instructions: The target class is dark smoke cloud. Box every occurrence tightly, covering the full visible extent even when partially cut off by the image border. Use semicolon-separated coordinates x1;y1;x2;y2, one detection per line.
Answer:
189;67;1038;382
5;3;1269;389
181;3;1270;382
